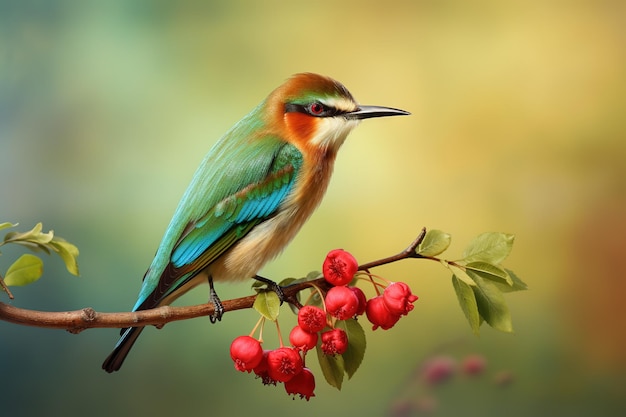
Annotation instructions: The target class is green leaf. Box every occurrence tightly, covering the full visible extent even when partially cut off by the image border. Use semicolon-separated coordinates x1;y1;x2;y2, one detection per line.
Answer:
468;272;513;333
251;280;264;290
316;344;345;390
465;261;512;286
1;223;80;277
493;269;528;293
462;232;515;264
305;270;322;281
4;222;54;246
452;275;481;335
49;238;80;276
278;277;298;287
0;222;16;232
448;263;477;287
417;229;451;257
252;290;281;321
336;319;366;379
4;254;44;286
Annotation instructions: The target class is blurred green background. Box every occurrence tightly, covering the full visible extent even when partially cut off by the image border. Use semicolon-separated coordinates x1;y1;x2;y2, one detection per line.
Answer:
2;0;625;416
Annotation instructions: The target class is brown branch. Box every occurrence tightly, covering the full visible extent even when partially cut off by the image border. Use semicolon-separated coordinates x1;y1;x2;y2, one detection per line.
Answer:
357;227;426;271
0;272;14;300
0;229;427;333
0;280;324;333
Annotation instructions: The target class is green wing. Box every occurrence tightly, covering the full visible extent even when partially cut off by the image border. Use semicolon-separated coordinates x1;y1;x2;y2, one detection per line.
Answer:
133;138;302;311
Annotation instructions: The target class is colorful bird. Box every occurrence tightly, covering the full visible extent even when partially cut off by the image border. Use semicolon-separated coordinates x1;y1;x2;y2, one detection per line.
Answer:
102;73;409;372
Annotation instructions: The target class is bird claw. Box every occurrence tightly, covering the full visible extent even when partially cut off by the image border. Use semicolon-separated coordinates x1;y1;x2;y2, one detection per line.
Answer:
271;282;285;304
254;275;285;304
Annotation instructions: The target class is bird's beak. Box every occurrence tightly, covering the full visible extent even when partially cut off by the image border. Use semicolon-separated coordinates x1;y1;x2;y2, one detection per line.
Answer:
345;105;410;120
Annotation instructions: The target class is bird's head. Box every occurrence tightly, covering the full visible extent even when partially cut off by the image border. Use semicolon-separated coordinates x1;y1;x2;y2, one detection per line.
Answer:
265;73;409;154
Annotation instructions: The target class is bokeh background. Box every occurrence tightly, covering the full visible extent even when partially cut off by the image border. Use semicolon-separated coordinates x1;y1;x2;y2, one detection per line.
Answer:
2;1;625;416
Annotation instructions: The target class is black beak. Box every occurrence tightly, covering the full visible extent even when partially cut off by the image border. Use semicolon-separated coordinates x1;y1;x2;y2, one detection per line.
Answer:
345;105;410;120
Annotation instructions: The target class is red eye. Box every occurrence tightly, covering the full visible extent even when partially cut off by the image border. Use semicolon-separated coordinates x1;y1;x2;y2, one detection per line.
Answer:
308;102;324;115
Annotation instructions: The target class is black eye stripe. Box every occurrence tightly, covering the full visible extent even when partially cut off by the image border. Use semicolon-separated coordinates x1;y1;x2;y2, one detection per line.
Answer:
284;102;344;118
284;103;307;113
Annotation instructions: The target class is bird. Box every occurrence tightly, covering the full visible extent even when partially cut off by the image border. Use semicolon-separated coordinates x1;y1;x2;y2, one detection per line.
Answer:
102;72;409;372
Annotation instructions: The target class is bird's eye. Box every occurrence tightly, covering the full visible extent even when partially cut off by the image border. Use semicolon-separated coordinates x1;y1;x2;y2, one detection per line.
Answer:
308;102;325;115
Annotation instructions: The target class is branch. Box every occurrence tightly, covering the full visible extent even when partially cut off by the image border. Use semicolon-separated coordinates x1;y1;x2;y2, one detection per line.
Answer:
0;272;14;300
0;229;427;333
357;227;426;271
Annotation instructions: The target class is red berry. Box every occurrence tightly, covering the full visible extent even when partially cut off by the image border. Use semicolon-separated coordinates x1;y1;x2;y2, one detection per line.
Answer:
461;354;486;376
422;356;455;385
321;328;349;355
365;296;401;330
325;286;359;320
230;336;263;373
350;286;367;316
267;347;304;382
284;368;316;401
383;282;419;316
253;350;269;373
289;325;318;351
297;305;327;333
253;350;277;386
322;249;358;286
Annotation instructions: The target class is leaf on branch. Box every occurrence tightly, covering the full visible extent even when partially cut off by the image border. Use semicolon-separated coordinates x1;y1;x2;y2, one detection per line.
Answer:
0;222;16;232
468;272;513;333
447;263;477;287
2;222;80;277
462;232;515;265
252;290;280;321
464;261;513;286
48;238;80;276
305;270;322;281
4;222;54;247
452;275;481;335
417;229;451;257
314;320;366;389
4;254;44;286
336;319;366;379
278;277;299;287
496;269;528;293
316;344;345;390
445;233;524;334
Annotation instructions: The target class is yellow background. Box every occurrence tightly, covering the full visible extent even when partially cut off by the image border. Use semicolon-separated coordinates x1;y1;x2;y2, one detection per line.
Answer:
1;1;624;416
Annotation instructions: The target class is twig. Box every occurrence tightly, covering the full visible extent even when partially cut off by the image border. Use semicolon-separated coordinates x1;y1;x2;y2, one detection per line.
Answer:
0;229;428;333
357;227;426;271
0;273;14;300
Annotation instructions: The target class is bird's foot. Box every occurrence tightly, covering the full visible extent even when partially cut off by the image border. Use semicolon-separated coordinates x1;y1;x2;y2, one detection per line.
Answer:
254;275;285;304
208;277;224;323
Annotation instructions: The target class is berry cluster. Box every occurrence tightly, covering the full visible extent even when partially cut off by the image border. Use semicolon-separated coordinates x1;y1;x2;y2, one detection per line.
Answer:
229;336;315;400
230;336;314;400
229;249;419;400
323;249;418;332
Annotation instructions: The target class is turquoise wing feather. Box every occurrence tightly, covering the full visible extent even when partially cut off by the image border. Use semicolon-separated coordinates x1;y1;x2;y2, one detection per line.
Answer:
132;136;303;311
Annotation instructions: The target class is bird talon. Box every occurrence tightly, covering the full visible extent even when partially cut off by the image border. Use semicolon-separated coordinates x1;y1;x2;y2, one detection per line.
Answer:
210;307;224;323
254;275;285;304
272;282;285;305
